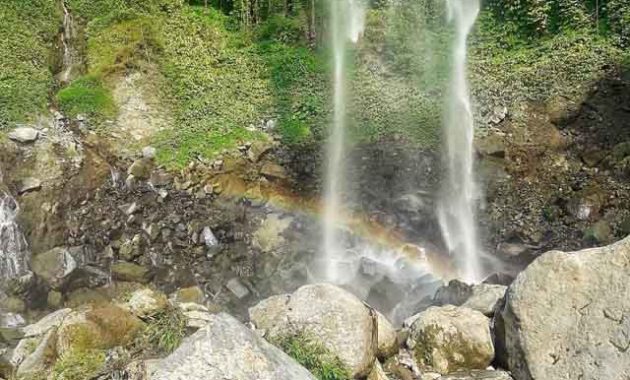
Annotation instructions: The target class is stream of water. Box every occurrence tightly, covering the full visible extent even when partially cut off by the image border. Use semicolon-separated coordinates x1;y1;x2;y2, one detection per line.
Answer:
59;0;78;83
438;0;482;283
0;190;30;282
322;0;365;282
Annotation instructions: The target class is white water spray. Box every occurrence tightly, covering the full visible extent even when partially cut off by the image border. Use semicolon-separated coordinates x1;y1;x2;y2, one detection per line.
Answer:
0;191;30;282
322;0;365;282
438;0;481;283
59;0;78;83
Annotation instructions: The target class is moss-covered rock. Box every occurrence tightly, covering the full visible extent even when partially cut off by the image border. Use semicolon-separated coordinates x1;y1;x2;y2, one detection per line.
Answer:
111;262;152;283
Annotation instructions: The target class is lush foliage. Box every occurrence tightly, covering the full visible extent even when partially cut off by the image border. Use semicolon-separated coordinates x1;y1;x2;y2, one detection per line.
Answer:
56;75;116;120
274;333;351;380
0;0;60;128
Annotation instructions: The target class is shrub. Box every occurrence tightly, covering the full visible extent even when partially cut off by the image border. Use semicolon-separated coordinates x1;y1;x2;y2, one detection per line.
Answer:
137;307;187;354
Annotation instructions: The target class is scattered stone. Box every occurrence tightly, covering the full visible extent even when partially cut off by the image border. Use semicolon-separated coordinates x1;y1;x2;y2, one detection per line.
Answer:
498;236;630;380
17;178;41;194
125;288;168;318
249;284;378;377
111;262;152;283
226;277;249;299
406;305;494;374
260;162;287;180
462;284;507;316
8;128;39;143
149;313;317;380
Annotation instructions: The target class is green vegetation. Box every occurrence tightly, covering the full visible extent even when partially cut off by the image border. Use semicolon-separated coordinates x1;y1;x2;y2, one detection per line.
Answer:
51;349;105;380
137;307;187;354
273;333;351;380
0;0;60;129
56;75;116;120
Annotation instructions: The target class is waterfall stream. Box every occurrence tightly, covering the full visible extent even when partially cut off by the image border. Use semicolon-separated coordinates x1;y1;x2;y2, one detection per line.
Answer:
438;0;482;283
322;0;365;282
0;191;30;283
58;0;78;83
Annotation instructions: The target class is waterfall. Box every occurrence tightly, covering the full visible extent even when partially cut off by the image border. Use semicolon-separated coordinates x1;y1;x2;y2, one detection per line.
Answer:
437;0;481;283
0;191;30;282
322;0;365;282
59;0;78;83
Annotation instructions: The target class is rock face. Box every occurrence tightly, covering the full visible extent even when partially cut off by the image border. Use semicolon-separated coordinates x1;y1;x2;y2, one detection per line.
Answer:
149;312;317;380
249;284;378;377
499;236;630;380
406;305;494;374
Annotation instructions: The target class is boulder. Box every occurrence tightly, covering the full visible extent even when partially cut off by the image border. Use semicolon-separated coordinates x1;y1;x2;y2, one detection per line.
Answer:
438;370;513;380
149;313;317;380
498;236;630;380
376;311;398;359
462;284;506;316
8;128;39;143
406;305;494;374
22;308;71;338
31;247;77;289
16;329;56;377
249;284;378;377
433;280;473;307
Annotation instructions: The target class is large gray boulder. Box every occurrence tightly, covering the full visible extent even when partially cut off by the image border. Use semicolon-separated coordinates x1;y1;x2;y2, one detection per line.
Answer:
249;284;378;377
498;236;630;380
149;313;317;380
406;305;494;374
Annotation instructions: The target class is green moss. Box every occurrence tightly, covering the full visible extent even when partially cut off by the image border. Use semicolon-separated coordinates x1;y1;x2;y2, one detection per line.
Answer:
273;333;351;380
51;349;105;380
56;75;116;120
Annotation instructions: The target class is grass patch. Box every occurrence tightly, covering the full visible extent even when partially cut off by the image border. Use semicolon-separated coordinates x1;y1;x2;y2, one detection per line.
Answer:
136;307;187;354
0;0;61;128
56;75;116;120
273;333;351;380
51;349;105;380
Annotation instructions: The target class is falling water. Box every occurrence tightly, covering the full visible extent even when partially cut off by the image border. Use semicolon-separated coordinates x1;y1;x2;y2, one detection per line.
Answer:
437;0;481;283
0;191;30;282
322;0;365;282
59;0;78;83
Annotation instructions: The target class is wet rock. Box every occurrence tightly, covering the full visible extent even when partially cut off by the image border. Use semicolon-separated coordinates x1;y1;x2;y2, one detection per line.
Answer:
8;128;39;143
125;288;168;318
260;162;287;180
462;284;507;317
111;262;152;283
498;236;630;380
249;284;378;377
226;277;249;299
17;177;41;194
253;214;293;253
406;305;494;374
128;158;154;180
432;280;473;307
150;312;317;380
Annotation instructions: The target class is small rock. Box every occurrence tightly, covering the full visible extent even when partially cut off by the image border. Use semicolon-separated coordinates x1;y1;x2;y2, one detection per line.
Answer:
111;262;152;283
17;178;41;194
142;146;157;159
201;227;218;248
125;289;168;318
171;286;205;304
128;158;154;180
8;128;39;143
368;360;390;380
462;284;507;316
226;277;249;299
